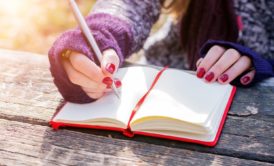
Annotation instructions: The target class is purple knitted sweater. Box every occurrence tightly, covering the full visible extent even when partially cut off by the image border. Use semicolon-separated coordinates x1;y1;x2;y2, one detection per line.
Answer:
48;0;274;103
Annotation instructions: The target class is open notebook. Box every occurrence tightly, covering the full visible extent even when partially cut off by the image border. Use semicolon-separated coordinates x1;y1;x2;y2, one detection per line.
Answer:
50;66;236;146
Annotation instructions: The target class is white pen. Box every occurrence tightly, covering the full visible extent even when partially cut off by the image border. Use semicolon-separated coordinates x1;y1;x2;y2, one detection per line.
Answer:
68;0;120;99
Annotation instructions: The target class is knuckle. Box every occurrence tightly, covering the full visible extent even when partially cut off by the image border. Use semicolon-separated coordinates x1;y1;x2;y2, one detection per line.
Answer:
196;58;203;67
87;93;96;99
68;73;79;85
82;87;96;94
88;83;106;92
225;49;241;59
98;84;107;90
210;45;225;54
103;49;117;58
206;55;216;63
88;83;104;91
240;55;252;63
88;93;103;99
212;63;224;73
70;54;84;67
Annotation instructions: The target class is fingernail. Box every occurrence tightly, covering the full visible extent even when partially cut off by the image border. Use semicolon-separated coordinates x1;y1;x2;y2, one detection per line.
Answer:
102;77;113;86
220;74;229;82
205;72;214;82
114;79;122;88
105;63;116;74
197;68;206;78
242;76;250;84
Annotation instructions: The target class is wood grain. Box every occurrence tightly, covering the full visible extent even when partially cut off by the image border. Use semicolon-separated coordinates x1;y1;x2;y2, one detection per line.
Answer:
1;119;273;166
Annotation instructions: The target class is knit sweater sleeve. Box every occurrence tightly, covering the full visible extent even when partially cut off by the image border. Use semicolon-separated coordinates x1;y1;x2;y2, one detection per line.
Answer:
48;0;161;103
91;0;162;53
200;40;274;87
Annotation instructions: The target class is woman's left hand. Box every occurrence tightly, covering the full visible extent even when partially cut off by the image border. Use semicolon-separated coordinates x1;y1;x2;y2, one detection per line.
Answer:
196;45;255;85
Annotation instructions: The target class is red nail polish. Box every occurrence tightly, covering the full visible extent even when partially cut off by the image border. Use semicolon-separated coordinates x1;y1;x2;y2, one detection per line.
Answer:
220;74;229;82
197;68;206;78
114;79;122;88
102;77;113;86
205;72;214;82
242;76;250;84
105;63;116;74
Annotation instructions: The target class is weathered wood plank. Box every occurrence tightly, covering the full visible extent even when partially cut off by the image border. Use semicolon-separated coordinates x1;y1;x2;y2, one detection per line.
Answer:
0;119;272;166
1;98;274;163
0;49;61;122
1;49;274;164
230;85;274;122
62;116;274;163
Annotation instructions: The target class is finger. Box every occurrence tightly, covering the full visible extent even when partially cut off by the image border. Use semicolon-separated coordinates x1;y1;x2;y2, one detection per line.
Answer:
86;92;104;99
69;52;105;82
217;56;252;84
101;49;120;76
240;69;255;85
204;48;241;83
63;59;107;89
82;86;110;93
114;78;122;88
196;58;203;69
197;45;226;78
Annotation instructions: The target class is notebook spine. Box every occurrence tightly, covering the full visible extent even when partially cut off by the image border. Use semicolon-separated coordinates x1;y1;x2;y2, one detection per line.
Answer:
50;121;62;130
123;128;134;137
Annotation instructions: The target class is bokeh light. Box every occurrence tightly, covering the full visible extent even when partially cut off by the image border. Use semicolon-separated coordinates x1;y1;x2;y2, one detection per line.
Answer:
0;0;94;54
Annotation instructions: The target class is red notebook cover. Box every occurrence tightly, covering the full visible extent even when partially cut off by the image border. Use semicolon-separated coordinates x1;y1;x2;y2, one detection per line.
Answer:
50;67;236;147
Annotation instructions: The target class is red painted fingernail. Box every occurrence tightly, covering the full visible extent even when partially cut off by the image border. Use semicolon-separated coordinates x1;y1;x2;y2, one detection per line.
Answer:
220;74;229;82
205;72;214;82
105;63;116;74
197;68;206;78
242;76;250;84
114;80;122;88
102;77;113;86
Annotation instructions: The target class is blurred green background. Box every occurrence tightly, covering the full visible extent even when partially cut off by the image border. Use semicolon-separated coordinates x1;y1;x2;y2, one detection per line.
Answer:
0;0;95;54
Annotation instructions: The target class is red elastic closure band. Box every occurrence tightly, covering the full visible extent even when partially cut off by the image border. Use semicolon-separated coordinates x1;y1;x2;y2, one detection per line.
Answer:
50;122;62;130
123;66;169;136
123;128;135;137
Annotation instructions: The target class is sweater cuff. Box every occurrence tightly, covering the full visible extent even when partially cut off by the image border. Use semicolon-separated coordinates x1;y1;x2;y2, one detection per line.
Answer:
48;13;133;103
200;40;274;86
48;29;94;103
85;13;133;63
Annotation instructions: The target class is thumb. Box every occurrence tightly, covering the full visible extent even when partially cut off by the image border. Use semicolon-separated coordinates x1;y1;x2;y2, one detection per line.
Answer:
101;49;120;77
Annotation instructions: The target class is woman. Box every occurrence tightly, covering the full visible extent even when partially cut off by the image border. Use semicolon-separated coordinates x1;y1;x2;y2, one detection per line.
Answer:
49;0;274;103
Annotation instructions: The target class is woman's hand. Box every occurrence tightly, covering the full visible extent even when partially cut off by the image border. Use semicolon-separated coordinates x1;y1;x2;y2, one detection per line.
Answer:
196;45;255;85
62;49;121;99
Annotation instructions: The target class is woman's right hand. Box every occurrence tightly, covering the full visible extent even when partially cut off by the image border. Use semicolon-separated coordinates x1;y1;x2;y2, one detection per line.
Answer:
62;49;122;99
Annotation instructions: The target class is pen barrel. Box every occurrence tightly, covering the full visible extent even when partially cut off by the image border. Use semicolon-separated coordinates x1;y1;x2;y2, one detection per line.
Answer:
68;0;120;98
68;0;103;63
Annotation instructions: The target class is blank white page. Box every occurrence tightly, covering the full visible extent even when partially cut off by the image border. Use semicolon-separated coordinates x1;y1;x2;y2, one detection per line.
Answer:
132;68;233;126
53;67;159;126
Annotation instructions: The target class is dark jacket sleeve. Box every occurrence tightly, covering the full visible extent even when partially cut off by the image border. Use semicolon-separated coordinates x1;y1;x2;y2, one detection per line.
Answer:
200;40;274;86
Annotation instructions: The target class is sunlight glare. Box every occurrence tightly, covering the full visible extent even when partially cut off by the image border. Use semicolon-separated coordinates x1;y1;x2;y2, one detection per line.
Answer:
0;0;28;16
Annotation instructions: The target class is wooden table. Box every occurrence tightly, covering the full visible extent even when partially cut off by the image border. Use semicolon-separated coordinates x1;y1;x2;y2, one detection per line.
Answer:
0;49;274;166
